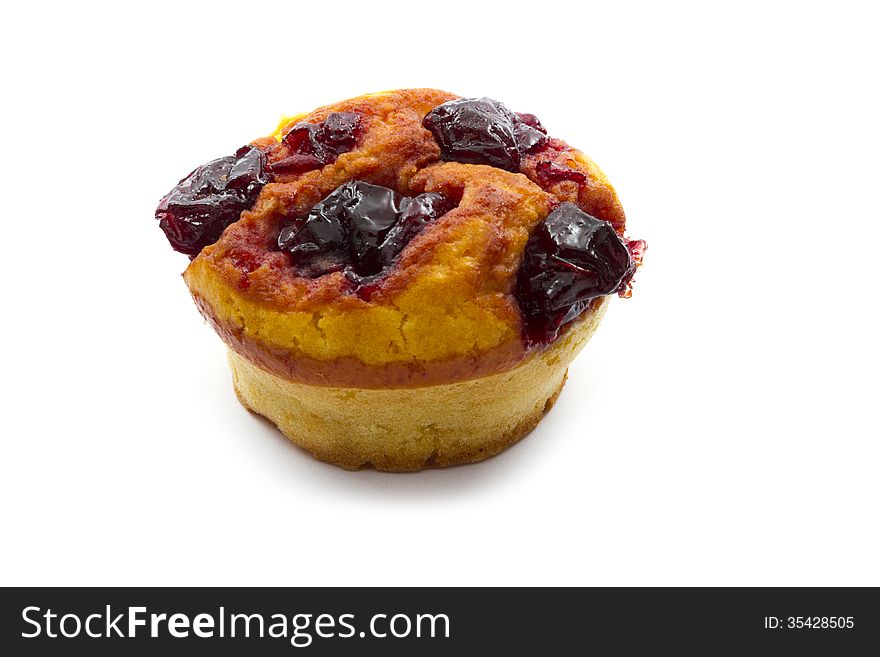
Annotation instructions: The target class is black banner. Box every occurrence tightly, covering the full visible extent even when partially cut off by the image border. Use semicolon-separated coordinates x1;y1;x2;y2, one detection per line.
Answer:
1;587;877;654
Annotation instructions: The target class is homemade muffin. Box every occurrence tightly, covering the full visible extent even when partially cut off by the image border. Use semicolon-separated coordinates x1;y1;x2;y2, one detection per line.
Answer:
156;89;645;471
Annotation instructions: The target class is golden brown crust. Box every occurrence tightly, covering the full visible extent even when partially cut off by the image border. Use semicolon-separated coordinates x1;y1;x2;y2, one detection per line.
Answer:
195;291;606;388
235;370;567;471
183;89;628;384
521;139;626;233
227;298;606;471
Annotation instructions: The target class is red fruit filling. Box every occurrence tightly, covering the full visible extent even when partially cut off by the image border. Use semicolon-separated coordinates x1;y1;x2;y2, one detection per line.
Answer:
277;181;454;294
269;112;361;174
156;145;268;256
515;202;640;345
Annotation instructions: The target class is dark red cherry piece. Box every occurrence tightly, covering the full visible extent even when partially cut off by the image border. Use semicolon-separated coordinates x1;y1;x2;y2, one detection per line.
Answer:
378;192;454;265
277;182;454;284
267;153;325;175
513;112;548;153
344;184;408;276
273;112;362;175
156;145;268;256
318;112;361;154
516;203;636;345
423;99;551;171
423;98;521;171
534;160;587;186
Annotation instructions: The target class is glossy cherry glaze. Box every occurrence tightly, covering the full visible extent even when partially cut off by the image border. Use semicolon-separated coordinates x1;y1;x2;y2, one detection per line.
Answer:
269;112;361;175
513;112;548;154
534;160;587;186
423;98;548;171
515;203;638;345
156;145;268;256
277;181;454;294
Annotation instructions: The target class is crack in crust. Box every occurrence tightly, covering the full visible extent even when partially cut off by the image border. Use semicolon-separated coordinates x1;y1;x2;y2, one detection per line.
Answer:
184;89;627;381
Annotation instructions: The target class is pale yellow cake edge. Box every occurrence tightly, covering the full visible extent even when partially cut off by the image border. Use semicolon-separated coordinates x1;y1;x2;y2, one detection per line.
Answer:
227;298;609;471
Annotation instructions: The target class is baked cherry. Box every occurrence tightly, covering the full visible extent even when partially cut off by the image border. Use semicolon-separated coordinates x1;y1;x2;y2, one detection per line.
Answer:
378;192;454;265
277;182;454;283
318;112;361;154
156;145;268;256
516;203;636;345
423;98;522;171
270;112;361;175
342;183;408;276
534;160;587;186
423;99;550;171
513;112;548;153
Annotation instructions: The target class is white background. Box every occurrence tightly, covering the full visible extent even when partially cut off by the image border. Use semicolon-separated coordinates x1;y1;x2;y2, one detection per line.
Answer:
1;1;877;586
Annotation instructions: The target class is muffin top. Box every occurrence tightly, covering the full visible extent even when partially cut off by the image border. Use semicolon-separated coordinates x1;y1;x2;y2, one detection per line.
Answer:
159;89;644;387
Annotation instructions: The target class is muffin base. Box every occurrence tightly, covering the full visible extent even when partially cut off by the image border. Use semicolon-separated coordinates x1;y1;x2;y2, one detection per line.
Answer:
228;298;609;471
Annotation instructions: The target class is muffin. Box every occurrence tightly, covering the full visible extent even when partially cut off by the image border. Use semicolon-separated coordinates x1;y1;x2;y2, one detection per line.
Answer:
156;89;645;471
